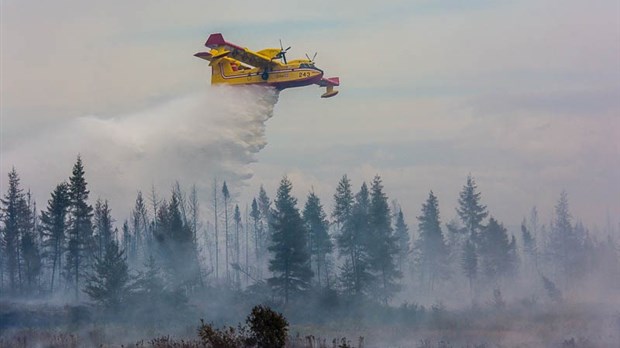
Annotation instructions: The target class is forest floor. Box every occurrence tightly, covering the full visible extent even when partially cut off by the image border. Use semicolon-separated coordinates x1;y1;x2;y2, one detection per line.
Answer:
0;301;618;347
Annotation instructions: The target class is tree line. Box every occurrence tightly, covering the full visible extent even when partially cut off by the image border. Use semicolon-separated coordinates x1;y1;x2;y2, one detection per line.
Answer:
1;156;618;312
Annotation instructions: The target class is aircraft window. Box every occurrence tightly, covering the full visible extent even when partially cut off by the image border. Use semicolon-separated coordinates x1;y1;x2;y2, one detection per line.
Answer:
300;63;308;68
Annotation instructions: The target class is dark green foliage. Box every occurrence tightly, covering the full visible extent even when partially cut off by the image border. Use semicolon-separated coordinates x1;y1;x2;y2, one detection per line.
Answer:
337;182;373;297
547;191;585;287
414;191;448;291
1;168;30;293
66;156;94;300
197;305;287;348
246;305;288;348
303;191;333;287
394;209;410;275
257;185;272;272
131;255;188;324
153;190;200;289
131;191;149;263
479;217;517;282
40;183;70;292
461;239;477;293
367;175;401;304
84;240;130;311
94;199;114;260
198;320;249;348
332;175;354;230
21;222;42;294
250;198;262;267
268;177;313;305
456;175;488;239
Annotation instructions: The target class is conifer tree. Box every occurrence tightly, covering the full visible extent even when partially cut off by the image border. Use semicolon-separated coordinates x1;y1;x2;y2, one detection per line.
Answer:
40;183;70;292
332;175;354;231
94;199;114;260
256;185;272;278
131;191;149;262
268;177;312;305
84;239;130;311
521;219;537;274
461;239;477;294
303;191;333;287
456;175;488;239
394;209;410;275
18;192;40;295
337;182;373;297
250;198;261;265
1;168;28;293
414;191;448;291
153;191;200;290
548;191;583;287
456;175;487;289
367;175;401;304
479;217;515;283
66;156;94;300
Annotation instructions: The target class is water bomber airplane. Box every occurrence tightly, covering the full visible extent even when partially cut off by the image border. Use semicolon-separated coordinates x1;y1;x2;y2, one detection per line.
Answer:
195;33;340;98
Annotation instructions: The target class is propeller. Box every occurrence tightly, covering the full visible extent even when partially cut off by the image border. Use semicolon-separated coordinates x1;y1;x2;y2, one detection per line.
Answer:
305;52;318;63
275;39;291;64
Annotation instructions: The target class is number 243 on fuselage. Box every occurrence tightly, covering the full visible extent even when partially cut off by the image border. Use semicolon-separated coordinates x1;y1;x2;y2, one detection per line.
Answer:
194;33;340;98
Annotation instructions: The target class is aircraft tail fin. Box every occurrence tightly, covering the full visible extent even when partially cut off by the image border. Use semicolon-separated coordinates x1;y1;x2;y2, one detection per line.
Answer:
205;33;226;48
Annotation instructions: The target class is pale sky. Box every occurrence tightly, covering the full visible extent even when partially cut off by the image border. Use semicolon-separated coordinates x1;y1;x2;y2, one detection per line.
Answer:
2;0;619;233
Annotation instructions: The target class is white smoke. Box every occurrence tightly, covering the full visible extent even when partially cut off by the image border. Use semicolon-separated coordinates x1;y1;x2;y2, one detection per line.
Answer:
1;85;279;216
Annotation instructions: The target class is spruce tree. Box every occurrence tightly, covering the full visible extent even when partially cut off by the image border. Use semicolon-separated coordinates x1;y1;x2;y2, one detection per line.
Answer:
479;217;515;283
268;177;312;305
367;175;401;305
1;168;28;293
414;191;448;291
338;182;373;298
66;156;94;300
20;201;41;295
94;199;114;260
40;183;70;292
332;175;354;231
547;191;583;287
521;219;537;274
394;209;410;275
257;185;272;278
131;191;149;262
250;198;261;265
303;191;333;287
84;239;130;311
456;175;488;239
154;191;200;290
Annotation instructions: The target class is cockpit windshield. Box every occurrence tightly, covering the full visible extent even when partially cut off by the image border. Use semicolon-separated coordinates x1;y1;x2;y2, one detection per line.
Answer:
300;63;315;68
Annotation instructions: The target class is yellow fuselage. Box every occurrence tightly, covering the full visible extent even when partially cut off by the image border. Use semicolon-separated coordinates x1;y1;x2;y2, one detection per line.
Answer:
210;54;324;90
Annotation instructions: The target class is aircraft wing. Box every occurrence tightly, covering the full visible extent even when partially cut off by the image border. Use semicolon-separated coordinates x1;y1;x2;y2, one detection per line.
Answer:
203;33;280;68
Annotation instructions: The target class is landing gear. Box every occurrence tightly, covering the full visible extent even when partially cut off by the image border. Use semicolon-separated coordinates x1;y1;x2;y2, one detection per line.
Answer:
261;69;269;81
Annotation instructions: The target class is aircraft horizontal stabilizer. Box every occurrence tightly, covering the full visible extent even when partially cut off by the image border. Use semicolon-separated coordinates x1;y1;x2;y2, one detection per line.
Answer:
194;52;212;61
317;77;340;87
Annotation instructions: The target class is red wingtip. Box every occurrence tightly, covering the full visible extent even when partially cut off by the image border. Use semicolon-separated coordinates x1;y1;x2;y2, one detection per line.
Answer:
205;33;225;48
326;77;340;86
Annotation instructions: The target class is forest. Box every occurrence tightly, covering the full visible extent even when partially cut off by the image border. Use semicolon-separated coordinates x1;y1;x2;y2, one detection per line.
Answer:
1;155;619;347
